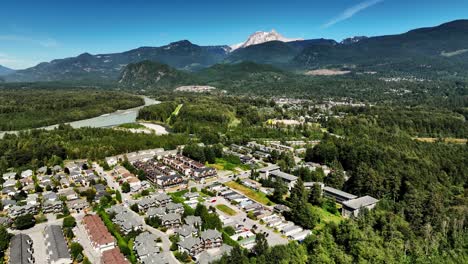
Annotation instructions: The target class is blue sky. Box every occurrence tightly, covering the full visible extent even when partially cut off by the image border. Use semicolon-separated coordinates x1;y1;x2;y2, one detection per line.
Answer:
0;0;467;69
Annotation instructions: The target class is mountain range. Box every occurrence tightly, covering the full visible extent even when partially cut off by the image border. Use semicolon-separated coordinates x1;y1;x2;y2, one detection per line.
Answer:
0;65;15;76
3;19;468;83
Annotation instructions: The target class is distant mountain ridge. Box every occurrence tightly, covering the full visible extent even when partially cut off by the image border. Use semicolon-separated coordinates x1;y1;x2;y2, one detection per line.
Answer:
0;65;15;76
3;19;468;82
6;40;230;82
230;30;302;51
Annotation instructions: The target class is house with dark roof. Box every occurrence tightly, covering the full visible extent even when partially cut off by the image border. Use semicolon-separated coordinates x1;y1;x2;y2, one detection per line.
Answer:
200;229;222;249
44;225;72;264
342;196;379;218
178;237;203;257
323;186;357;204
9;234;35;264
133;232;166;264
269;170;298;190
147;207;166;219
175;224;198;239
166;202;184;214
160;213;182;228
42;200;63;214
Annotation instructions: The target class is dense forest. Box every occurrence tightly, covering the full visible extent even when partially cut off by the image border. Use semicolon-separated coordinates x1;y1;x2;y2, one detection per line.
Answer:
137;95;324;144
213;110;467;264
327;106;468;138
0;89;143;130
0;125;188;172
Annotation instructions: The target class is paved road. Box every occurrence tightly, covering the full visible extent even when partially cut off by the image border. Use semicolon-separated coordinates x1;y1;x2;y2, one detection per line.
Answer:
207;196;289;247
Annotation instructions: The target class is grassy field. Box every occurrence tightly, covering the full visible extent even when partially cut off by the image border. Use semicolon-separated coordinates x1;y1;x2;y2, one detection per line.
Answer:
225;181;273;205
208;158;251;172
413;137;467;144
118;123;146;129
166;103;183;124
216;204;237;216
312;206;343;230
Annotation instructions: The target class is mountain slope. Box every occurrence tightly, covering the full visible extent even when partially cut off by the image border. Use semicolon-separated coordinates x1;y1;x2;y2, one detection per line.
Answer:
6;40;230;82
225;39;337;67
118;60;194;89
294;19;468;75
0;65;15;76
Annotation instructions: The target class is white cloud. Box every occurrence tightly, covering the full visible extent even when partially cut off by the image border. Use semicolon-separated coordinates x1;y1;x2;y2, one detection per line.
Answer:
0;34;59;48
322;0;384;28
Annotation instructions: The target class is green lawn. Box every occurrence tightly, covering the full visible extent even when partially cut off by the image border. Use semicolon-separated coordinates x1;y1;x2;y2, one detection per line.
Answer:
208;158;251;172
225;181;273;205
118;123;145;129
216;204;237;216
166;103;183;124
312;205;343;230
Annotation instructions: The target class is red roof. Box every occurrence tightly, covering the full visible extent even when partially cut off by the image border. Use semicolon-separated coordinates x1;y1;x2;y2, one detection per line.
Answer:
101;248;129;264
83;215;115;246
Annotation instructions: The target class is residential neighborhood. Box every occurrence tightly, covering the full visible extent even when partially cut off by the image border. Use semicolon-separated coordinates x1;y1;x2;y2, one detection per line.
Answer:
0;142;378;264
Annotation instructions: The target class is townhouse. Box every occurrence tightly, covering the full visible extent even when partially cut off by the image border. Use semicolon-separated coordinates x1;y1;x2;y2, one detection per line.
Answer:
82;214;116;252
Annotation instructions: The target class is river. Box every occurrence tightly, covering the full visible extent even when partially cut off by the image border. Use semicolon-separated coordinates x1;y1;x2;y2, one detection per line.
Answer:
0;96;163;139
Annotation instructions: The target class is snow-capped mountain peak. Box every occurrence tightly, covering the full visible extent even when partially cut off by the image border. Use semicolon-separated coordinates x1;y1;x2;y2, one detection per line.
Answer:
230;30;302;51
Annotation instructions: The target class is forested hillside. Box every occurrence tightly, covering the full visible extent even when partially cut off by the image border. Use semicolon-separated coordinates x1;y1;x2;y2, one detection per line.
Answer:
212;106;467;264
0;89;143;130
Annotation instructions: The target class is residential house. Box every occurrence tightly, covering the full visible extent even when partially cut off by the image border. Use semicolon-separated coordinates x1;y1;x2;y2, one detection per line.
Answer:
26;194;39;205
21;169;33;178
8;204;38;218
43;192;59;202
166;202;184;214
2;186;16;196
107;205;143;235
258;165;280;179
83;214;115;252
43;200;63;214
323;186;357;204
197;244;232;264
160;213;182;228
175;224;198;239
342;196;379;218
101;247;130;264
2;172;16;181
52;165;62;173
185;215;202;230
37;166;48;175
268;170;298;190
133;232;165;264
3;179;16;188
66;199;89;214
178;237;203;257
44;225;72;264
147;207;166;219
59;188;78;201
9;234;35;264
2;199;16;210
200;229;222;249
